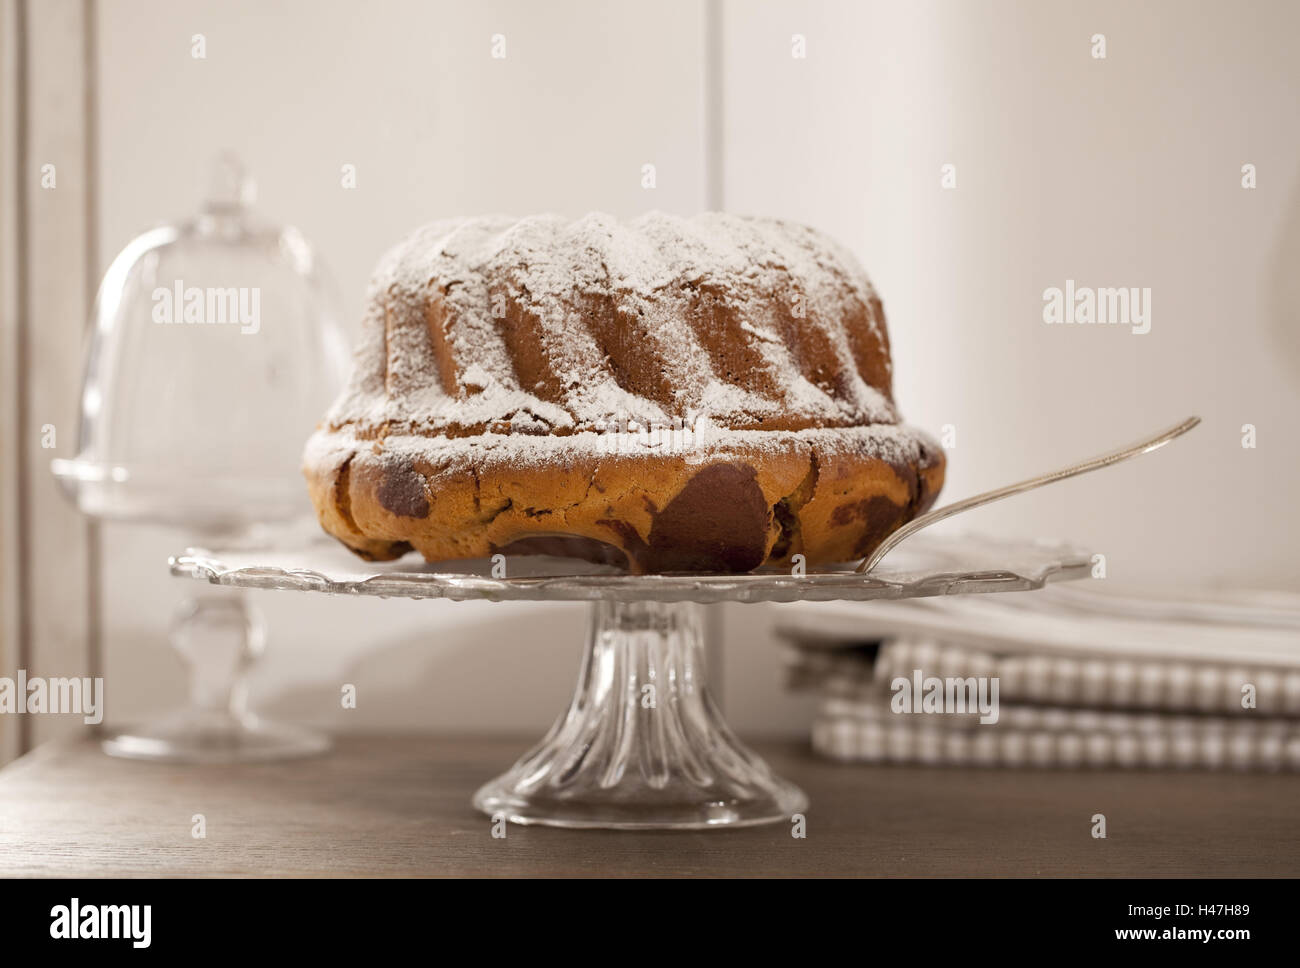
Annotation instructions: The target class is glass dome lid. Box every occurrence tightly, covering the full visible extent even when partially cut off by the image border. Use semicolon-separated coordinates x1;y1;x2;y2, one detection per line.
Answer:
53;154;350;534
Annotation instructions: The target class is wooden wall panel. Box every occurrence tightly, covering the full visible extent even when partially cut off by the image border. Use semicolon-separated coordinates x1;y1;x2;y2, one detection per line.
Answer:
4;0;98;758
0;0;22;764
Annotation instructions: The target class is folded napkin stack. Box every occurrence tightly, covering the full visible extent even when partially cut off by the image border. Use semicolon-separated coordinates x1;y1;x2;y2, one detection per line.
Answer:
777;584;1300;770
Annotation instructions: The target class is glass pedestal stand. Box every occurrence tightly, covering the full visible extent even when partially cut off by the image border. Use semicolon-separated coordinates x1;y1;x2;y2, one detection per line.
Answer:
170;533;1092;828
51;461;337;763
473;600;806;828
101;585;330;763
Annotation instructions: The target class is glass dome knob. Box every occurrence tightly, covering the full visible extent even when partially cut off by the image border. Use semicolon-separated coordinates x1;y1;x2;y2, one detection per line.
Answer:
204;152;257;213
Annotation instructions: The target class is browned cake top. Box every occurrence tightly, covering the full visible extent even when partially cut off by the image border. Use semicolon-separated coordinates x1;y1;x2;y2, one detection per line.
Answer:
326;212;900;441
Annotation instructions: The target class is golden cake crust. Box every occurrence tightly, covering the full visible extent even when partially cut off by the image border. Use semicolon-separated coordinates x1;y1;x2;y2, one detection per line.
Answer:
305;213;944;573
305;426;943;572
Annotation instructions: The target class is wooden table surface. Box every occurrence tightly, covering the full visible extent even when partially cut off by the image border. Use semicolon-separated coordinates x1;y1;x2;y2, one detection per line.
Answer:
0;735;1296;877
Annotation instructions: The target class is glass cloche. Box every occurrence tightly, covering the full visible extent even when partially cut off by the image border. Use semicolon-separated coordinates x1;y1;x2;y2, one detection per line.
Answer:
54;154;350;762
56;154;349;528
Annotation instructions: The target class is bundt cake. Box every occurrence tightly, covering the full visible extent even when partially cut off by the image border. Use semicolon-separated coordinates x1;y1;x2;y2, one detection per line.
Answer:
303;213;944;573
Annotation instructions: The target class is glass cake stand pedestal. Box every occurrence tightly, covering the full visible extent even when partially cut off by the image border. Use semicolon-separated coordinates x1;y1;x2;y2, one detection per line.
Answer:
52;460;334;763
170;533;1092;829
96;583;330;764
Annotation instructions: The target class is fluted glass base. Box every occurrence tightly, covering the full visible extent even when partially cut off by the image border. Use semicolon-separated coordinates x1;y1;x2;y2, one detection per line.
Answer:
473;601;808;829
101;587;330;763
101;708;330;763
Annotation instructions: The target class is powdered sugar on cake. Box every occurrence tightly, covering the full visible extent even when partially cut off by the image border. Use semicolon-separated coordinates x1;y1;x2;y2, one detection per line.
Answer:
324;212;901;447
305;423;937;484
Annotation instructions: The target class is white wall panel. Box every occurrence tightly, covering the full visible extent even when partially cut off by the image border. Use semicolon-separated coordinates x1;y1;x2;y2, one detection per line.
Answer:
719;0;1300;734
94;0;709;733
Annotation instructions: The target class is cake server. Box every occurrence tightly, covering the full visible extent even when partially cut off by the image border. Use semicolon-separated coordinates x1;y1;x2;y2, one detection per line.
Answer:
856;415;1201;574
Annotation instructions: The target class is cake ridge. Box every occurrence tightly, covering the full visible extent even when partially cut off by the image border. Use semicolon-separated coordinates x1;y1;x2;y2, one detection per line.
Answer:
327;212;901;439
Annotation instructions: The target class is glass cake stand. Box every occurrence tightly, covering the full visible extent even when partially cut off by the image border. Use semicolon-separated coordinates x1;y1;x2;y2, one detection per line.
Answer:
170;533;1093;829
51;155;348;762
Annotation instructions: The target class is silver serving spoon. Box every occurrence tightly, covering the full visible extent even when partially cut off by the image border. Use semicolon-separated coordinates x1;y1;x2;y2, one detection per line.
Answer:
856;415;1201;574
